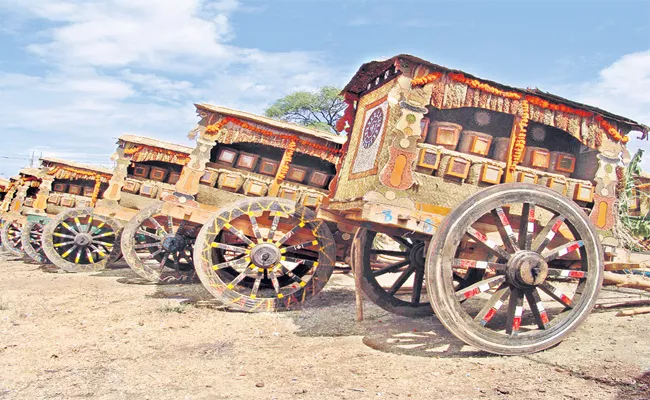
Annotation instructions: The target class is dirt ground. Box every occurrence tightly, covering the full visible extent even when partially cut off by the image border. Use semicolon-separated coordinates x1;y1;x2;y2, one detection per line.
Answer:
1;253;649;400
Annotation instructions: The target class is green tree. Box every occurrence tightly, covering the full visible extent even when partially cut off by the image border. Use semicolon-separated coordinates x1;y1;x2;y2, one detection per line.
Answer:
265;86;346;134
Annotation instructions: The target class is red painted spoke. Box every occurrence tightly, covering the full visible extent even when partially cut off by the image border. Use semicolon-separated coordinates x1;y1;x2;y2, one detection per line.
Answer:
211;242;248;254
505;288;524;335
492;207;519;253
539;282;573;308
543;240;584;263
546;268;586;279
519;203;535;250
532;215;565;253
525;289;550;329
455;275;506;301
370;249;409;257
474;284;510;326
466;226;510;260
387;265;415;296
281;240;319;254
452;258;507;272
371;259;410;277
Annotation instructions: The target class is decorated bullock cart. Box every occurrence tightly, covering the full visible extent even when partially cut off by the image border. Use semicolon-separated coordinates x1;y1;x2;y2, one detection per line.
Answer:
0;168;43;256
183;54;647;355
19;158;114;264
41;135;193;272
0;177;11;249
119;105;351;287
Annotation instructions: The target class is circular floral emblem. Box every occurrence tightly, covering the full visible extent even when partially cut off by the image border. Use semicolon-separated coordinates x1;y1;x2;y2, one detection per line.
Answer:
362;108;384;149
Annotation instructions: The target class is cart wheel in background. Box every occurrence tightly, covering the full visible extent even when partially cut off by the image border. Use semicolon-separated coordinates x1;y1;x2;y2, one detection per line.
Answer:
194;197;336;312
426;183;603;355
1;220;25;257
121;203;198;283
42;208;122;272
22;220;51;264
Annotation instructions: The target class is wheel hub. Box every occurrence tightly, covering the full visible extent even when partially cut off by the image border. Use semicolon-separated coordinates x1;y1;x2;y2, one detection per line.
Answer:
162;234;186;252
250;243;281;268
506;250;548;288
409;242;426;270
74;233;93;247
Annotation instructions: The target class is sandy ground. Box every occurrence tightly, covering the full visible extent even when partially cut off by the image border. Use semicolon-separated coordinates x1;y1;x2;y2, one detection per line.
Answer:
1;253;649;400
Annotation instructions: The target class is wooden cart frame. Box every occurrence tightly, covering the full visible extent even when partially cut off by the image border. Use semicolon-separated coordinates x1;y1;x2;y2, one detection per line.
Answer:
0;168;43;257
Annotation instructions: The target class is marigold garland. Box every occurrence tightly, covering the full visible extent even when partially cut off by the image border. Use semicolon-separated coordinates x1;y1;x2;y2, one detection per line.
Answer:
448;73;522;100
46;166;111;183
525;95;592;119
595;116;628;143
510;99;530;171
276;141;297;183
411;72;443;87
91;176;102;205
205;117;343;156
124;145;190;164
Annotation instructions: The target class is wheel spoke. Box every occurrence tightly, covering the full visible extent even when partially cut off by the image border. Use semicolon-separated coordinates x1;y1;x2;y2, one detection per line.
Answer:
491;207;519;253
275;224;301;246
543;240;584;263
386;265;415;296
268;270;281;295
73;217;85;233
89;244;107;259
546;268;586;279
136;229;162;242
505;288;524;335
532;215;565;253
223;223;255;247
525;289;550;329
85;248;95;264
247;213;263;243
148;248;164;259
158;251;169;271
135;242;162;250
149;217;167;236
455;275;506;301
250;272;263;299
228;270;249;288
61;245;78;260
60;221;79;235
519;203;535;250
167;215;174;235
392;236;414;249
267;213;281;242
281;240;319;254
278;263;308;286
212;256;251;271
371;259;410;277
539;282;573;308
74;247;83;263
474;283;510;326
211;242;249;254
93;231;115;239
466;226;510;260
280;256;318;268
452;258;507;272
370;249;409;257
411;267;425;304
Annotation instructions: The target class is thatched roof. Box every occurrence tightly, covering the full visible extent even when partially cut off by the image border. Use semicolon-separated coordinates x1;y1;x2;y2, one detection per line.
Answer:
118;134;193;154
40;157;113;175
342;54;649;135
195;103;347;145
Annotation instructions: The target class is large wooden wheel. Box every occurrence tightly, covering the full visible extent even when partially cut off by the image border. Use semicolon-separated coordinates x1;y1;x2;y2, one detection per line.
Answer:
42;208;122;272
121;204;199;283
1;219;24;257
0;219;4;249
353;229;433;318
22;220;51;264
194;197;336;312
426;183;603;355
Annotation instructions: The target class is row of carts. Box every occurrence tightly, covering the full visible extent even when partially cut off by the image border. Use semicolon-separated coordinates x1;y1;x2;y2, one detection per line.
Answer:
1;54;649;355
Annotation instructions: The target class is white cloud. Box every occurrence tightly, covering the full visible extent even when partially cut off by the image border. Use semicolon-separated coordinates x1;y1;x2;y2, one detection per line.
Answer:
0;0;343;177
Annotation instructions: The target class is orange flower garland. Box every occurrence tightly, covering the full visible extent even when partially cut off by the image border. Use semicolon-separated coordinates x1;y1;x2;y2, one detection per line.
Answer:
47;166;111;182
124;145;190;164
205;117;343;156
91;176;102;205
448;73;522;100
411;72;442;87
525;95;592;119
510;100;530;171
595;116;628;143
276;141;297;183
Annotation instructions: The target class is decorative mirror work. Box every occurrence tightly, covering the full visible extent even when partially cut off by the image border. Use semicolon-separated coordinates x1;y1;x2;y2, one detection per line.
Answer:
351;97;389;179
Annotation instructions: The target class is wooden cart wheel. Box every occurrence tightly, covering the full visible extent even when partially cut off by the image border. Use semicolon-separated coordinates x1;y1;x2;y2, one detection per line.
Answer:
426;183;603;355
0;219;4;249
353;228;433;317
194;197;336;312
21;220;51;264
121;204;199;283
1;220;25;257
42;208;122;272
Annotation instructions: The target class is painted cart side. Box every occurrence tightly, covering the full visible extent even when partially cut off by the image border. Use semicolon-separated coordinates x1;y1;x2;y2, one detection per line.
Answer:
42;135;193;272
121;104;352;294
22;158;114;265
0;168;43;256
323;54;648;354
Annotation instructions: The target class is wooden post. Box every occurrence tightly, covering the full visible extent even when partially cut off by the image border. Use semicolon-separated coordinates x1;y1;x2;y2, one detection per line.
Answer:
351;233;364;322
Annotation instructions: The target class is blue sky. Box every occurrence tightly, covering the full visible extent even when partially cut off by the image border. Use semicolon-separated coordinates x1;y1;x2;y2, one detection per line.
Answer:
0;0;649;177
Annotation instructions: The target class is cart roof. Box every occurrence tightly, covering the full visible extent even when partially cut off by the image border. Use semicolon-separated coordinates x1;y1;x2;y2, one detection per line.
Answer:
40;157;113;175
0;178;9;189
195;103;347;145
118;134;193;154
18;167;41;179
343;54;649;136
